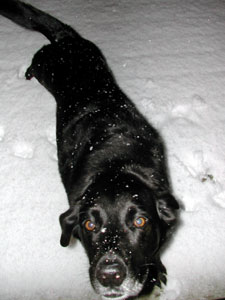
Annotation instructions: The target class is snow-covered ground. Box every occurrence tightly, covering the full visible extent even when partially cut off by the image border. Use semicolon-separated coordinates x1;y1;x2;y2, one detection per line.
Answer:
0;0;225;299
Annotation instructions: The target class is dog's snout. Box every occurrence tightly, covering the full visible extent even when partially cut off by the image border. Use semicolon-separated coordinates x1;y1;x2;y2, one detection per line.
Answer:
96;259;126;287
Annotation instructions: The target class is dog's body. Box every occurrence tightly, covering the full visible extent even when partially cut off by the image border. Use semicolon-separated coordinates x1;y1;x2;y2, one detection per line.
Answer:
0;1;179;299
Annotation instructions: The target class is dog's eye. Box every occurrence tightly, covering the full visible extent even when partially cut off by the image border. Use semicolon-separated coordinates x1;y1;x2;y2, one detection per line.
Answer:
84;220;96;231
134;217;147;228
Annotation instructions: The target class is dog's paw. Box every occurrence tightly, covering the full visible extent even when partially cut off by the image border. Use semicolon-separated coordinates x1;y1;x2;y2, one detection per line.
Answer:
160;276;181;300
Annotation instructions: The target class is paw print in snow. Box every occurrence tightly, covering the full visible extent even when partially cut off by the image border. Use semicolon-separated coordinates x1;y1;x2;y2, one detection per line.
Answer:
213;191;225;209
0;126;5;141
46;125;56;146
46;125;57;161
12;141;34;159
171;94;207;120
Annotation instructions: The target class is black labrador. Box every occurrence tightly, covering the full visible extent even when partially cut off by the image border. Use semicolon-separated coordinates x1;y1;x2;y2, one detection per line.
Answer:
0;1;179;299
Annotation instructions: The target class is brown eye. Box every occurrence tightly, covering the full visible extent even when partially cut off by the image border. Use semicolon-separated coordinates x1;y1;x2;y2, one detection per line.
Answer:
134;217;147;228
84;220;96;231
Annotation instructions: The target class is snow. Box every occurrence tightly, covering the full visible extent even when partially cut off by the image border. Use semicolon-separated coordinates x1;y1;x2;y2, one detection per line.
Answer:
0;0;225;299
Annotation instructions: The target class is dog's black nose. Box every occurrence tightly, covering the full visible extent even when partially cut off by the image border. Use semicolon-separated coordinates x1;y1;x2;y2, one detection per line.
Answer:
96;261;126;287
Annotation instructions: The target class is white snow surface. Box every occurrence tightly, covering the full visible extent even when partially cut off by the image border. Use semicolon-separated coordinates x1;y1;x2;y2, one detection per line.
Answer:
0;0;225;299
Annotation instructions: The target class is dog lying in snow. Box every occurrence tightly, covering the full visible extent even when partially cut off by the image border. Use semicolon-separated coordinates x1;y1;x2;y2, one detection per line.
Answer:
0;1;179;299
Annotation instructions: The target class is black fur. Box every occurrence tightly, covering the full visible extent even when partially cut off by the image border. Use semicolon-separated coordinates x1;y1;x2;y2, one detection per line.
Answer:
0;1;179;299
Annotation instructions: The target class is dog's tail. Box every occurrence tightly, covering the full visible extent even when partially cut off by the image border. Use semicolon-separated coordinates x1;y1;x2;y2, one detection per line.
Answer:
0;0;81;43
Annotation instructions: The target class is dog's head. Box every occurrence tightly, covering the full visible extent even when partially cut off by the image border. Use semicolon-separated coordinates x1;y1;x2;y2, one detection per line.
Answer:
60;173;178;299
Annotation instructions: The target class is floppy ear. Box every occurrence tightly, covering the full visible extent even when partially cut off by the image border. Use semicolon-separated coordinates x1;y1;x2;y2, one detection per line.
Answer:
59;205;80;247
156;193;179;226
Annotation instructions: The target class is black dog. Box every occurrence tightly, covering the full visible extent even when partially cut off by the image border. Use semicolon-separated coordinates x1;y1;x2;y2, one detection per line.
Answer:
0;1;179;299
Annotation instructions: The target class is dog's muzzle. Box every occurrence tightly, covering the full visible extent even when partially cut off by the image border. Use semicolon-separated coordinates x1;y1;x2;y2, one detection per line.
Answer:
92;253;146;300
96;255;127;289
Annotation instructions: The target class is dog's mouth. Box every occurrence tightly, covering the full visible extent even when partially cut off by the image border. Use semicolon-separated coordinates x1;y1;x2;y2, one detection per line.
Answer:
94;274;146;300
102;292;124;299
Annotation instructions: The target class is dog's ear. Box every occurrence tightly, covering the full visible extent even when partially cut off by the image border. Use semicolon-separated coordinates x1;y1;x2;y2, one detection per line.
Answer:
156;193;179;226
59;205;80;247
123;164;179;224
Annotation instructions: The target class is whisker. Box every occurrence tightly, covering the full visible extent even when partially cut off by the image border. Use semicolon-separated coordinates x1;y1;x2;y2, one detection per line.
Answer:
139;262;156;267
